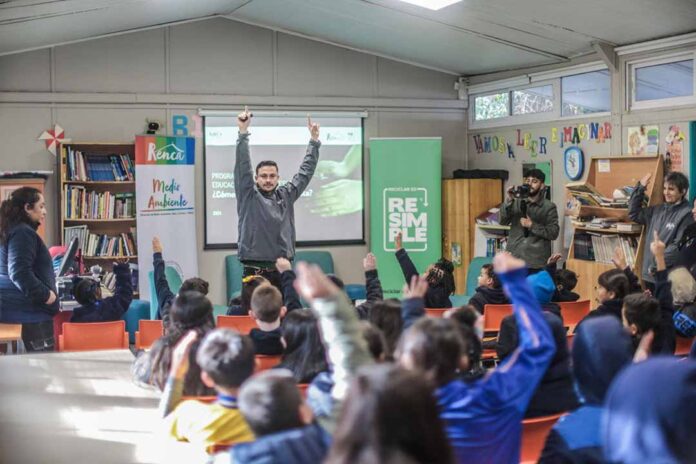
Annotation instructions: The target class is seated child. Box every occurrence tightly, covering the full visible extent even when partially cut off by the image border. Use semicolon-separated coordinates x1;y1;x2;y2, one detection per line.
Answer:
394;232;454;308
468;264;509;314
576;269;629;328
248;284;286;355
445;305;486;381
232;370;331;464
668;266;696;338
160;328;255;454
276;309;328;383
368;299;403;358
227;275;269;316
545;253;580;302
70;261;133;323
540;316;633;463
152;237;209;325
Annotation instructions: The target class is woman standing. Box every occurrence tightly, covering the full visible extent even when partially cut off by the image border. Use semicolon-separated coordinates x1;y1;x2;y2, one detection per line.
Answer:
0;187;59;351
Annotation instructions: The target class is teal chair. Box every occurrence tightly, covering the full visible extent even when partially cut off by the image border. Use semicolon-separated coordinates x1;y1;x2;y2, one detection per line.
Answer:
449;294;470;307
213;304;229;319
463;256;493;302
148;266;183;320
225;254;245;303
122;300;150;344
294;251;334;275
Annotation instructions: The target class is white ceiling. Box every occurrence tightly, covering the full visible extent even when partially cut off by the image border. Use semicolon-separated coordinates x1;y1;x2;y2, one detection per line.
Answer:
2;0;696;76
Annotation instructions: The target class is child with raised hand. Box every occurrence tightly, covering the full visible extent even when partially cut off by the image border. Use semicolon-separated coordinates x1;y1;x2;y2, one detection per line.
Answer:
468;263;509;313
394;231;454;308
70;258;133;323
396;251;555;464
160;329;255;454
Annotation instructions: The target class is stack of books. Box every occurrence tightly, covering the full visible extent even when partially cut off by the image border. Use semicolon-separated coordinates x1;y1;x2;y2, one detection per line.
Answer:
64;186;135;219
566;181;628;208
476;207;501;226
64;225;89;251
83;229;137;257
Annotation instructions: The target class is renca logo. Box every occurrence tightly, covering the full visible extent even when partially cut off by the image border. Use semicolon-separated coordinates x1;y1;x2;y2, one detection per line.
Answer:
148;143;185;162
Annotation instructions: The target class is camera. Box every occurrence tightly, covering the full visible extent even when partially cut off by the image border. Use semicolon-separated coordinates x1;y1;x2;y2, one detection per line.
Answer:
510;184;531;198
146;121;160;135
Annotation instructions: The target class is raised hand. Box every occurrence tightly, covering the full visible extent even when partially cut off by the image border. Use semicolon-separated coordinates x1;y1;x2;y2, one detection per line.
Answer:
612;246;627;270
170;330;197;379
275;257;292;273
395;231;403;251
152;236;163;254
308;115;320;141
650;230;665;257
363;253;377;272
294;262;340;304
238;106;252;134
633;329;654;363
493;251;526;274
547;253;562;266
639;172;652;187
402;274;429;300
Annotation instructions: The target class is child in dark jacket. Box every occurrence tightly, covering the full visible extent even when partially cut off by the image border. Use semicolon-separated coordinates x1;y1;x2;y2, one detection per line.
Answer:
468;264;509;313
70;261;133;323
397;252;555;464
394;232;454;308
248;284;287;355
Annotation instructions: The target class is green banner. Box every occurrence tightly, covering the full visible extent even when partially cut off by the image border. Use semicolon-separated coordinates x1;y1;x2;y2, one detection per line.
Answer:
369;138;442;297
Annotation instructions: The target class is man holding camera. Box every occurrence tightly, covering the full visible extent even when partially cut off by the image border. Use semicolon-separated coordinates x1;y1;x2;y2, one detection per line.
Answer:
499;169;559;273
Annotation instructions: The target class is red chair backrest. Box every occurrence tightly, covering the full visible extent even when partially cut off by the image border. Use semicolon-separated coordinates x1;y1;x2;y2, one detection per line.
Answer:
135;319;164;350
520;413;565;463
558;300;591;327
425;308;448;318
483;304;513;332
255;355;282;372
59;321;129;351
217;315;257;334
675;336;695;356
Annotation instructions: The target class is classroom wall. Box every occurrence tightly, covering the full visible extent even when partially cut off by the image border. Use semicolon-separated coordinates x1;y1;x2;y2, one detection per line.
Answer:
467;44;696;253
0;17;466;305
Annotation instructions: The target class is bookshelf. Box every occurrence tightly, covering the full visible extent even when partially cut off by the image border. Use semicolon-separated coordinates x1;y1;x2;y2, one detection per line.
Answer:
566;155;664;301
59;143;139;294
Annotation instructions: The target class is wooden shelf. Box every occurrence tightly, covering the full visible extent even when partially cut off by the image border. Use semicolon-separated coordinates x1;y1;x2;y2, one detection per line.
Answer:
477;224;510;231
64;181;135;185
83;255;138;260
64;218;136;222
573;225;642;235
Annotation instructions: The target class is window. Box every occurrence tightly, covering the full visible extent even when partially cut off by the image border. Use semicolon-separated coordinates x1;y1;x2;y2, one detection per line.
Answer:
512;85;554;115
474;92;509;121
635;59;693;101
561;70;611;116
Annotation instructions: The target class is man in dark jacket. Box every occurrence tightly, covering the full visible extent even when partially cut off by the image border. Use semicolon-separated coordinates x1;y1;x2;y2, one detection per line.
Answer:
500;169;559;272
468;263;509;313
629;171;693;288
70;261;133;323
540;316;633;464
235;107;320;289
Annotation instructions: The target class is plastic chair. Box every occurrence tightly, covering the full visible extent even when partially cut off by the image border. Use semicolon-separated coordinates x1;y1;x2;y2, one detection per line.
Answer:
122;299;150;344
520;413;565;464
148;265;183;320
483;304;513;333
294;251;335;274
59;321;129;352
217;315;257;334
675;336;695;356
449;294;470;307
225;254;245;303
255;355;282;372
465;257;493;296
425;308;448;318
135;319;164;350
345;284;366;301
558;300;591;327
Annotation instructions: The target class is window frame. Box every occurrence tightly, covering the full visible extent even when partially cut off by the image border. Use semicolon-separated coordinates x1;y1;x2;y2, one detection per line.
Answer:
627;51;696;111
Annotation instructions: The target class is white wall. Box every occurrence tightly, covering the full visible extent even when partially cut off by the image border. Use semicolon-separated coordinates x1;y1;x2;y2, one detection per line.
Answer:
0;17;466;305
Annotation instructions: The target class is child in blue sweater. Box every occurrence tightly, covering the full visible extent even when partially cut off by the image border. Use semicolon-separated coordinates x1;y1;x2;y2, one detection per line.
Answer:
70;261;133;323
397;252;556;464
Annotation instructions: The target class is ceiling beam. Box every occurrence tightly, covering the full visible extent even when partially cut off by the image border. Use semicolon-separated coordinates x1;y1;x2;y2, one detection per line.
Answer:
591;40;617;73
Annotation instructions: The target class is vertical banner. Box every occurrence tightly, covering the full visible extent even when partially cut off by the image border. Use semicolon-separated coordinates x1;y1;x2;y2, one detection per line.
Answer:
135;136;198;308
369;138;442;297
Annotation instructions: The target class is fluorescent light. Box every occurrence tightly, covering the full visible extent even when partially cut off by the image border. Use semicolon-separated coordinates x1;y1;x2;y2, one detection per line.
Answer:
397;0;463;11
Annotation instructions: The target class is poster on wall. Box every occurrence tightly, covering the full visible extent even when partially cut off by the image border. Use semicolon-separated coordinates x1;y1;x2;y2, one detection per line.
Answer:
369;138;442;297
665;125;685;173
135;135;198;312
627;125;659;155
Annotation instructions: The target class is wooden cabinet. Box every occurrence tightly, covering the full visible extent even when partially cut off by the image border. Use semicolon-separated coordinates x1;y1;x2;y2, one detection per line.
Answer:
0;178;47;240
442;178;503;293
566;155;664;301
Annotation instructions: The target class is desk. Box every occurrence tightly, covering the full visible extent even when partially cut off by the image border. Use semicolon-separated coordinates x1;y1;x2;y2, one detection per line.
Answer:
0;349;205;463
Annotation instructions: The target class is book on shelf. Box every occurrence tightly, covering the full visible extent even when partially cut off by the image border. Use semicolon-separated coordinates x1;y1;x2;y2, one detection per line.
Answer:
64;185;135;219
64;226;137;258
476;207;501;226
573;231;637;266
485;237;507;257
64;225;89;251
64;147;134;182
566;181;629;208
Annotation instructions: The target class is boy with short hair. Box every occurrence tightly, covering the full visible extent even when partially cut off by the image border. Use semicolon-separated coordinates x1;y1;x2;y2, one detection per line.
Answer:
468;263;509;313
248;284;286;355
70;260;133;323
160;329;255;453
